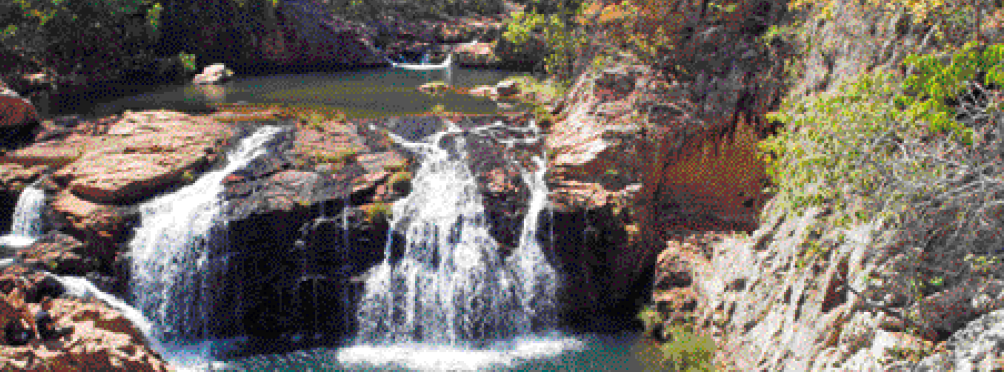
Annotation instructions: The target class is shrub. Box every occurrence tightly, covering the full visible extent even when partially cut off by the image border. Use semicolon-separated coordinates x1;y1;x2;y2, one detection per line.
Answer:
365;202;392;224
1;0;164;79
503;1;588;82
762;41;1004;337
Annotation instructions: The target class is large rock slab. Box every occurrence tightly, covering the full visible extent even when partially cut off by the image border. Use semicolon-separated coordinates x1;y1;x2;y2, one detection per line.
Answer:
0;295;171;371
51;110;230;204
50;187;140;248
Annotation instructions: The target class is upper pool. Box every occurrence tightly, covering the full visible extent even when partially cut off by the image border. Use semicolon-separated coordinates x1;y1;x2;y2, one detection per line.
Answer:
40;66;522;119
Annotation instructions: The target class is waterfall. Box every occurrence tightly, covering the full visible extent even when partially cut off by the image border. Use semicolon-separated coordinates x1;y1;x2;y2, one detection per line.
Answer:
1;182;47;250
354;120;557;347
10;183;46;238
128;126;284;341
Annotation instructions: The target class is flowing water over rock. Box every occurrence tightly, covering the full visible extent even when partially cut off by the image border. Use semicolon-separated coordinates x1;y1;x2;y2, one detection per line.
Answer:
353;120;557;346
1;183;47;251
128;126;285;343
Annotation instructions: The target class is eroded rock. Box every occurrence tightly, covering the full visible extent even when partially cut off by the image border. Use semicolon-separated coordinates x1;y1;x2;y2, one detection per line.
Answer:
51;110;230;204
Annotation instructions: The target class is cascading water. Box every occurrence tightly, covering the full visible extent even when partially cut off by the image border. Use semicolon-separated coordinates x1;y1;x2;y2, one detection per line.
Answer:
1;182;47;252
10;183;46;238
128;126;284;343
354;120;558;347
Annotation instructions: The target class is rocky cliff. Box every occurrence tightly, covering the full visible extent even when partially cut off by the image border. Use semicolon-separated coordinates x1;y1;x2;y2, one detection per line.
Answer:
549;0;1004;369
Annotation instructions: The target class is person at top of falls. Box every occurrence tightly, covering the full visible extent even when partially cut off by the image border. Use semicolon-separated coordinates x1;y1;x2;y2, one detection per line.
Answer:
0;278;38;346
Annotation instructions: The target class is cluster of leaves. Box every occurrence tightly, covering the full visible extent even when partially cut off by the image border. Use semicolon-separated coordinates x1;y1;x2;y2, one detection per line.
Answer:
502;0;587;82
364;202;393;224
634;304;717;372
761;41;1004;337
895;42;1004;146
1;0;166;78
761;43;1004;227
788;0;997;47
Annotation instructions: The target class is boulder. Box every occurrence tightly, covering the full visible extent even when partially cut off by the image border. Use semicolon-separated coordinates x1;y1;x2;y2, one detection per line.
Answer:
469;85;497;98
912;309;1004;371
50;189;139;247
495;80;519;96
453;42;501;67
418;82;450;95
0;85;41;150
0;265;65;302
192;63;233;85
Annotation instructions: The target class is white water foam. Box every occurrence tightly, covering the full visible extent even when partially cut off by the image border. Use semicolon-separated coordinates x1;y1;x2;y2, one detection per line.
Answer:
1;183;47;248
128;126;283;342
386;53;454;71
337;334;583;372
355;120;558;348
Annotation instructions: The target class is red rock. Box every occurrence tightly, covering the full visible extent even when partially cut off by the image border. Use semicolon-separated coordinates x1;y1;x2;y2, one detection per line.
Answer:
52;110;229;204
0;95;39;128
0;297;171;371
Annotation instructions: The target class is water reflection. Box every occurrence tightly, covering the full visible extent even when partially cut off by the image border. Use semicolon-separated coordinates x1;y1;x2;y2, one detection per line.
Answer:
185;84;226;104
46;67;516;119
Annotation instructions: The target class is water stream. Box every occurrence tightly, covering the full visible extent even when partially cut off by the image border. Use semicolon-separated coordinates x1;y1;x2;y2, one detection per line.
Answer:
1;183;47;254
15;69;664;370
127;126;284;354
354;120;556;346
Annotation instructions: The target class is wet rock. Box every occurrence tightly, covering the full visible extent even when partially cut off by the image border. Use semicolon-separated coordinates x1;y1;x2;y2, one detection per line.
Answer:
16;232;104;276
453;42;501;67
192;63;233;85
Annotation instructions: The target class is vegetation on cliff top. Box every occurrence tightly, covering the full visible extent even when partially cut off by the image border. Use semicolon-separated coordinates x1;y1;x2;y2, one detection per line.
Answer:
760;6;1002;346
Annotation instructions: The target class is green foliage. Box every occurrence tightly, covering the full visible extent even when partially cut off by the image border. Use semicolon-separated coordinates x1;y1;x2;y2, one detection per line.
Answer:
1;0;163;63
894;42;1004;146
180;170;195;184
658;328;717;372
365;202;392;224
177;52;198;74
388;171;412;194
314;149;358;165
503;1;587;82
383;160;408;173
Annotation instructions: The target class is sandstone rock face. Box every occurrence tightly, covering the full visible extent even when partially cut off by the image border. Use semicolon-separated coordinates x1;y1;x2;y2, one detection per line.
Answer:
0;295;171;371
911;309;1004;371
52;110;230;204
192;63;233;85
453;41;501;67
204;116;412;339
657;202;1004;371
16;232;103;276
263;0;384;66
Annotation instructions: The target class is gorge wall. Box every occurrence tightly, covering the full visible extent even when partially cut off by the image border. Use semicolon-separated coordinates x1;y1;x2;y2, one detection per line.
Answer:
551;0;1004;370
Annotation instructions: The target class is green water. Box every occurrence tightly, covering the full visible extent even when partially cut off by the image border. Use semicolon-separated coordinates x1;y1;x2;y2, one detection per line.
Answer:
167;332;679;372
44;67;525;118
